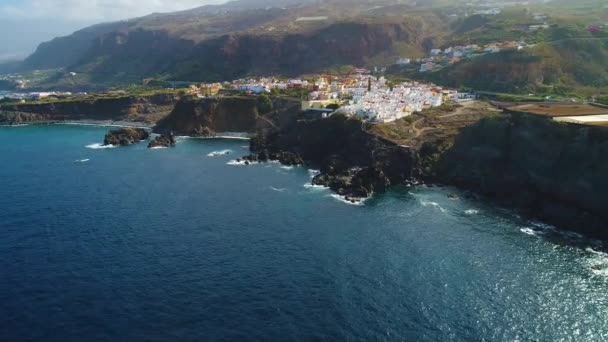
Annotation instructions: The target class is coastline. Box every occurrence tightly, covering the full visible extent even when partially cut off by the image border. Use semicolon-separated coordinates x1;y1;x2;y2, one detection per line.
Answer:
59;120;153;129
1;120;153;129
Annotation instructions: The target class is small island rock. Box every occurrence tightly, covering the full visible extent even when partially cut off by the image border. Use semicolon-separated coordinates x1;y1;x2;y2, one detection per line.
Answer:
148;133;176;148
104;128;150;146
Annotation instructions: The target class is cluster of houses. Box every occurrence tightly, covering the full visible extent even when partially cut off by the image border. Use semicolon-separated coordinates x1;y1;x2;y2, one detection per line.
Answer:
396;40;529;73
186;71;473;124
338;78;465;123
187;78;310;97
0;73;29;89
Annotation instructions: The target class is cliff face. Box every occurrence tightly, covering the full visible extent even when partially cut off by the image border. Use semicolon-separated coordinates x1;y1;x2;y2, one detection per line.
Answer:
154;96;301;136
0;94;177;125
22;17;438;86
437;113;608;239
250;113;415;199
250;105;608;238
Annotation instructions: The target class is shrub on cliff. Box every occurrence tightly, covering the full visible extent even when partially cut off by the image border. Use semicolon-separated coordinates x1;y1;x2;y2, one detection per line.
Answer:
257;94;273;114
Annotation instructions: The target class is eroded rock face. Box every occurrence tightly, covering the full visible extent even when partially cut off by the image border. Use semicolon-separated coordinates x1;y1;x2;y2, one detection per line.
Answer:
245;114;414;201
148;133;176;148
103;128;149;146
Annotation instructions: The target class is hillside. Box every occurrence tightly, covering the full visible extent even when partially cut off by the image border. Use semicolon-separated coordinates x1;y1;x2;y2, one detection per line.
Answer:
424;38;608;95
18;0;447;89
14;0;607;92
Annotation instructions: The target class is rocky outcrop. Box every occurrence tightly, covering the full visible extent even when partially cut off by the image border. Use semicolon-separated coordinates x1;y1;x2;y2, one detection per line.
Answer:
0;94;177;125
247;105;608;239
0;111;50;125
148;133;176;148
248;113;415;200
436;112;608;240
104;128;149;146
154;95;301;136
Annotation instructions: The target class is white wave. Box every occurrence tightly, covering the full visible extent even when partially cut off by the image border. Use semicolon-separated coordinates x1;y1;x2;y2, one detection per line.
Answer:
85;143;116;149
420;201;447;213
583;248;608;277
207;149;232;157
150;146;168;150
0;124;30;127
330;194;369;206
464;209;479;215
241;145;249;149
227;159;257;166
303;183;328;190
270;187;287;192
75;159;90;163
520;227;544;237
280;166;294;170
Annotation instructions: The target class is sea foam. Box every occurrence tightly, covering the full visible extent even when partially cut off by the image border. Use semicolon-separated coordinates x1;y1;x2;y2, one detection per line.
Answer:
330;194;369;206
85;143;116;149
227;159;257;166
420;201;447;213
207;150;232;157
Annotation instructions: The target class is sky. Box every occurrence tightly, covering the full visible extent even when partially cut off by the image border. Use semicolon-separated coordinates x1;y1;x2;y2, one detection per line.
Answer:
0;0;227;61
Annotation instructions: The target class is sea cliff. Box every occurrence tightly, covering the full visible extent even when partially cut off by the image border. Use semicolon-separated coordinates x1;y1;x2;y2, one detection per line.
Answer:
247;106;608;239
153;95;301;136
0;94;177;125
436;112;608;239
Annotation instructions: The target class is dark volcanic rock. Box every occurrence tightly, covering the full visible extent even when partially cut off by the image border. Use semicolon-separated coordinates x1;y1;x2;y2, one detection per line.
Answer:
274;151;304;166
148;133;176;148
250;113;414;200
103;128;149;146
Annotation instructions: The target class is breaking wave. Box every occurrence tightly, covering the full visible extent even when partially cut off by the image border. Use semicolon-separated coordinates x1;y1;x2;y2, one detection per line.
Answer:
270;187;287;193
464;209;480;215
330;194;369;206
583;248;608;278
303;183;328;190
207;150;232;157
85;143;116;149
75;159;90;163
420;201;447;213
227;159;257;166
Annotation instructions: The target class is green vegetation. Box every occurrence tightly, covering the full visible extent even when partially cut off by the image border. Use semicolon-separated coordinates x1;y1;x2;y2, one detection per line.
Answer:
2;87;184;108
257;94;273;114
596;96;608;105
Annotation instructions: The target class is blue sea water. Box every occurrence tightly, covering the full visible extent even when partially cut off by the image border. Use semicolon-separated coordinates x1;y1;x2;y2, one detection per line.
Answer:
1;125;608;341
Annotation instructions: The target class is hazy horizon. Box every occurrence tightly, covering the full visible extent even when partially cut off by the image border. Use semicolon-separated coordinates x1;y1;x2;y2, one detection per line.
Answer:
0;0;227;61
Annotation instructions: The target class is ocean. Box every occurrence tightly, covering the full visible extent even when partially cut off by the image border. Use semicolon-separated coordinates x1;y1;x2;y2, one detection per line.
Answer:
1;125;607;341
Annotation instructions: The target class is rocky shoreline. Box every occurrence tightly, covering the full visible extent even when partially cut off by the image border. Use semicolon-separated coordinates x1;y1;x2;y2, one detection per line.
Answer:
5;94;608;240
233;110;608;240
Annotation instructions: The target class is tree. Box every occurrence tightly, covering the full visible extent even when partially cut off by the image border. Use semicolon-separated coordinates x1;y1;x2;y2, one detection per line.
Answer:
257;94;273;114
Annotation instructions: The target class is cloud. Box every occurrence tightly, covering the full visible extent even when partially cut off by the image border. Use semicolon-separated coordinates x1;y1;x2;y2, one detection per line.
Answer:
0;0;227;22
